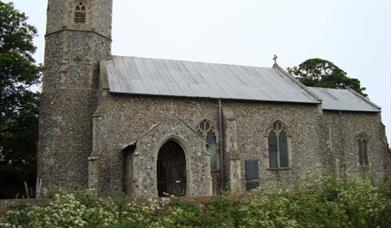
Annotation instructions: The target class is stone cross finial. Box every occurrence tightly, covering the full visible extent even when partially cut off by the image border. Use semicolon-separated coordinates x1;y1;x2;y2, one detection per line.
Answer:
273;54;278;64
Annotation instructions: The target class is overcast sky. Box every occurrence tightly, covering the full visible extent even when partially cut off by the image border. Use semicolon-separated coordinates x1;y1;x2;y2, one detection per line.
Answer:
6;0;391;140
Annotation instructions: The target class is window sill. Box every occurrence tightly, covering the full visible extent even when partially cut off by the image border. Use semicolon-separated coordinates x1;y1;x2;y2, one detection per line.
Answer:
267;167;291;171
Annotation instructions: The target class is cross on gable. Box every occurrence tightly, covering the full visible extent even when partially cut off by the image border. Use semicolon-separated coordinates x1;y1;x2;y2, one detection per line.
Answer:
273;54;278;64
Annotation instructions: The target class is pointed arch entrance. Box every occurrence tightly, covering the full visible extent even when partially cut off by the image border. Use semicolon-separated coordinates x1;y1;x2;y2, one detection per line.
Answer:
157;140;187;197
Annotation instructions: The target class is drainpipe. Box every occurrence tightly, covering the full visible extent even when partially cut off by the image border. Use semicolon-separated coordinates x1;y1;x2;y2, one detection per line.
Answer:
218;99;225;190
339;111;347;181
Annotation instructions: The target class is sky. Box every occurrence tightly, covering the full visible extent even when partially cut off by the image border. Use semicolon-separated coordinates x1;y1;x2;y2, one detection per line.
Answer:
6;0;391;140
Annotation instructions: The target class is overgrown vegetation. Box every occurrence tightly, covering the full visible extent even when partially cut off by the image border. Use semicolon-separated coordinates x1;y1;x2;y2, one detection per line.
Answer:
288;58;367;96
1;177;390;227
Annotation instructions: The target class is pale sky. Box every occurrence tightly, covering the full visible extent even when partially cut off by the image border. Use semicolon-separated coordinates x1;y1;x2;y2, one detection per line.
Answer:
6;0;391;140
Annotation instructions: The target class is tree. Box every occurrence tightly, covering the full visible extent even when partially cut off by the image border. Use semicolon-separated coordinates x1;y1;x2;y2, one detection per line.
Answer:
0;2;41;198
288;58;367;96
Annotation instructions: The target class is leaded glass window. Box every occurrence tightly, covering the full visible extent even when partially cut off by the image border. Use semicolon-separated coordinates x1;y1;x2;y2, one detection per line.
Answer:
197;120;219;170
357;132;368;166
268;121;289;169
74;2;86;24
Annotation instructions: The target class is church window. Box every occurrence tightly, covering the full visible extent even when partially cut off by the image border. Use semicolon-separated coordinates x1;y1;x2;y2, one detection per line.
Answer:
74;2;86;24
245;160;260;190
357;132;368;166
197;120;219;170
268;121;289;169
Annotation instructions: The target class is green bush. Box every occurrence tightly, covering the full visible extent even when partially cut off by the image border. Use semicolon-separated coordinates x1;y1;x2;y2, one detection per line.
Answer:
1;177;390;228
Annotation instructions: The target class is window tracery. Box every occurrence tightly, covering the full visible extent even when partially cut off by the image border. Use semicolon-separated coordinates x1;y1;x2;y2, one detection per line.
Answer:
357;132;368;166
197;120;219;170
74;2;86;24
268;121;289;169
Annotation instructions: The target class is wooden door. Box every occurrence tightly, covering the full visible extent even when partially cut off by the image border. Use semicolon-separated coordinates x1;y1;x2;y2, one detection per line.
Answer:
157;140;186;197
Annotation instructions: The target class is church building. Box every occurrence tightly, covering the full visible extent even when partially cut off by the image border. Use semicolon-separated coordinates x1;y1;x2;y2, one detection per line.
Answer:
38;0;391;198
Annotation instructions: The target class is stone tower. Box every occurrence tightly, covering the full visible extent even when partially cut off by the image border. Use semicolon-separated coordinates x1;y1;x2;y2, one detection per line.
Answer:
38;0;112;195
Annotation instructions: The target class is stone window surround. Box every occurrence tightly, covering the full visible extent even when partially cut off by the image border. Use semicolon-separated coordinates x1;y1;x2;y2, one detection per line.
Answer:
266;120;292;171
196;119;220;170
74;0;87;24
356;131;369;167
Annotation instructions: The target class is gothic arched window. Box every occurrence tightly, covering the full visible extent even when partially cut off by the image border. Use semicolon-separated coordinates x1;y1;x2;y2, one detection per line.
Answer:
268;121;289;169
357;132;368;166
197;120;219;170
74;2;86;24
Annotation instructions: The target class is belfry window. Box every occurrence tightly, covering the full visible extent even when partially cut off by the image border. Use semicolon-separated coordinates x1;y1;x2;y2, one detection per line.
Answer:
268;121;289;169
74;2;86;24
357;132;369;166
197;120;219;170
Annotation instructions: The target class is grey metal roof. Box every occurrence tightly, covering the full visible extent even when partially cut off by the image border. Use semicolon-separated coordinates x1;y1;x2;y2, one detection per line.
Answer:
307;87;380;112
106;56;320;104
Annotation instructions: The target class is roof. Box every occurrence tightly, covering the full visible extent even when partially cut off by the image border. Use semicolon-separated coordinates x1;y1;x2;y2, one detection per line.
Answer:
106;56;320;104
307;87;380;112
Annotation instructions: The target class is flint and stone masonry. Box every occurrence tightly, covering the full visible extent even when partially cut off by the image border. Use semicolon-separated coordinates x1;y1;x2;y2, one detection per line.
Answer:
38;0;391;198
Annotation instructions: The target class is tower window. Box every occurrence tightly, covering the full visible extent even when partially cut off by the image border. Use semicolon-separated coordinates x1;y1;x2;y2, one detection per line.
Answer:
74;2;86;24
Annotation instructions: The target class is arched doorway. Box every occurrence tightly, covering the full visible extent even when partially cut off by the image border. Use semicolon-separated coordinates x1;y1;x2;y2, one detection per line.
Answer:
157;140;187;197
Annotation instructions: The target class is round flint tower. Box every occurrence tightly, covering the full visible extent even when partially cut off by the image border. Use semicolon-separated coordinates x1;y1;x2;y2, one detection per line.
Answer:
38;0;112;195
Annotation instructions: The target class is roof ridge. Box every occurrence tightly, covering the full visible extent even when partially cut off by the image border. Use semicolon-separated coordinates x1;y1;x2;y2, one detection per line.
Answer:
111;55;272;69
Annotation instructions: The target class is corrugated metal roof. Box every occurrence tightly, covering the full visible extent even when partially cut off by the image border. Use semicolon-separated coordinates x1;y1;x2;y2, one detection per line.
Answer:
307;87;380;112
106;56;320;104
